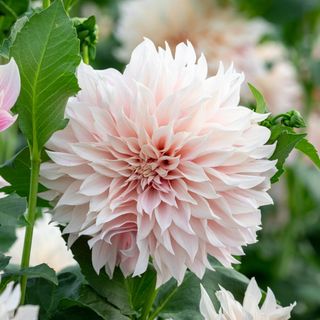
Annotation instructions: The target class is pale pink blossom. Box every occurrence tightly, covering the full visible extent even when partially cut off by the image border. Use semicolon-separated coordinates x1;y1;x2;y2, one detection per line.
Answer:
0;276;39;320
0;59;20;132
7;213;76;271
40;39;276;285
200;278;295;320
116;0;301;114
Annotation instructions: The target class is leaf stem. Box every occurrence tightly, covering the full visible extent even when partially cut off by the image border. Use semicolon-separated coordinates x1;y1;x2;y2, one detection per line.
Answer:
82;44;90;64
43;0;50;9
141;288;158;320
148;286;179;320
20;148;41;305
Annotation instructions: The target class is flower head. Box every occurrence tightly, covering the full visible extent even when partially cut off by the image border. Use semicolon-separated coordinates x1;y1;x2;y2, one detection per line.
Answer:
200;278;295;320
0;59;20;132
40;39;276;286
116;0;301;114
0;276;38;320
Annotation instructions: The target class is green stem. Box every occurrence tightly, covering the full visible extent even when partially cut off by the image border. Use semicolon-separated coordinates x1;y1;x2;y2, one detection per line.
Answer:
148;287;179;320
141;288;158;320
20;148;41;305
42;0;50;9
82;44;89;64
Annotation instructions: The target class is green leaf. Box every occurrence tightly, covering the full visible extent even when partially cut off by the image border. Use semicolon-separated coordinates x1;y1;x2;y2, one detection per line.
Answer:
0;15;28;59
71;236;156;318
0;147;49;206
295;138;320;169
0;148;30;197
248;83;268;114
0;226;16;252
62;285;131;320
25;269;82;319
0;193;27;227
0;0;29;42
10;0;80;149
0;253;10;270
270;131;306;183
25;268;129;320
151;258;250;320
5;263;58;285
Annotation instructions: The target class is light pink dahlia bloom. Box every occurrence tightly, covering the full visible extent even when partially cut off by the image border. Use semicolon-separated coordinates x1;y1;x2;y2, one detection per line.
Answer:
40;39;276;286
200;278;295;320
0;59;20;132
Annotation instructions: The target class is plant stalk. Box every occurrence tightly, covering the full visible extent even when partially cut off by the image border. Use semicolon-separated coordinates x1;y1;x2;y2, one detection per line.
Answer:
82;44;90;64
141;288;158;320
20;148;41;305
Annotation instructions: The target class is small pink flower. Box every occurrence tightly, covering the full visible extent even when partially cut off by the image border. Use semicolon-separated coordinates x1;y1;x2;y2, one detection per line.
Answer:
41;39;276;286
0;59;20;132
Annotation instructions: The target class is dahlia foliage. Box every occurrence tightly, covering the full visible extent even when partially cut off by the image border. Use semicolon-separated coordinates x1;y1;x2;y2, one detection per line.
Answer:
0;1;318;319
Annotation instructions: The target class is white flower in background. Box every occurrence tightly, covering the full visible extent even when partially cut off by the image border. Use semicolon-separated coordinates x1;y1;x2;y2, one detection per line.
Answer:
307;112;320;154
81;3;113;41
0;276;39;320
7;213;76;271
116;0;301;114
252;43;302;114
40;39;276;286
200;278;296;320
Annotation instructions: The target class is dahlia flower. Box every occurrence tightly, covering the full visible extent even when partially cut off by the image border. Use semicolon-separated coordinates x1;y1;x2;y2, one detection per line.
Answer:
200;278;295;320
116;0;301;114
0;59;20;132
7;213;76;271
0;276;39;320
40;39;276;285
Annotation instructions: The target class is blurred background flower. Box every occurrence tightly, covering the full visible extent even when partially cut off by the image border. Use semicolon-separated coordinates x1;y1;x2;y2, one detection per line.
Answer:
6;213;76;271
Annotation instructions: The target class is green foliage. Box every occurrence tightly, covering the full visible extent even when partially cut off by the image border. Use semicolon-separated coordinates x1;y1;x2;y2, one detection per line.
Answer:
10;0;80;149
270;130;306;183
0;193;27;227
71;236;156;318
0;147;49;206
0;0;29;42
71;237;252;320
151;258;249;320
248;83;268;114
0;227;16;252
0;148;30;197
73;15;97;62
4;263;58;285
295;138;320;169
0;15;28;58
25;268;129;320
0;253;10;270
0;194;27;252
